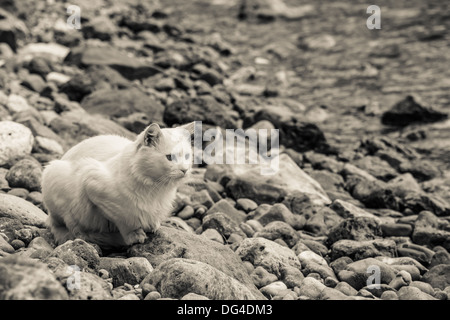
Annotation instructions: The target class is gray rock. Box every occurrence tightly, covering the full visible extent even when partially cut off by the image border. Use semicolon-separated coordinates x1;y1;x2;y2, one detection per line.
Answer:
5;158;42;191
397;286;437;300
330;199;380;220
304;207;344;236
81;87;164;121
236;237;301;278
0;121;34;166
46;239;100;272
250;266;278;288
144;258;261;300
338;258;397;290
327;216;382;245
0;193;47;227
0;235;14;253
422;264;450;290
164;96;237;128
335;281;358;296
99;257;153;287
353;156;398;181
0;255;68;299
206;199;246;224
64;44;160;80
397;242;435;265
381;223;413;237
298;277;326;300
331;239;397;261
201;228;224;244
202;212;243;238
127;226;264;299
181;293;209;300
68;271;113;300
256;204;305;231
381;95;447;127
254;221;299;247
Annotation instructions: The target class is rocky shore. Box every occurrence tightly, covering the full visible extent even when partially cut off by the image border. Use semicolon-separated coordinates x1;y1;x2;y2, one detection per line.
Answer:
1;0;449;300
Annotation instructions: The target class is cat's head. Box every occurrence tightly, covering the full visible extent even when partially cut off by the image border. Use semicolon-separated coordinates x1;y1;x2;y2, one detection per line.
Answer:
133;122;194;184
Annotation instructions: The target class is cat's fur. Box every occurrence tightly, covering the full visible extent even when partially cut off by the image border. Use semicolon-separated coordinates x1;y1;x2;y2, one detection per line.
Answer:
42;123;194;249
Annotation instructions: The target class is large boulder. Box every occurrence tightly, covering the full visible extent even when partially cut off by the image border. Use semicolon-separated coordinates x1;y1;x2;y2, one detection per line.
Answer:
0;193;47;227
144;258;260;300
0;255;68;299
127;226;264;299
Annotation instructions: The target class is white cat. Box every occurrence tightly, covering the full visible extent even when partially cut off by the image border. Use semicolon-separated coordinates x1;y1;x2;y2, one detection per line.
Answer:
41;122;194;249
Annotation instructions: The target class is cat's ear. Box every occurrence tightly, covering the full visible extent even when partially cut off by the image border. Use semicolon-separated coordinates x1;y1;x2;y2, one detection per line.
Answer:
180;122;195;134
143;123;162;147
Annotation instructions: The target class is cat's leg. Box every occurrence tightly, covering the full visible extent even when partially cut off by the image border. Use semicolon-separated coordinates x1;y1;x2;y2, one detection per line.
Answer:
83;174;147;245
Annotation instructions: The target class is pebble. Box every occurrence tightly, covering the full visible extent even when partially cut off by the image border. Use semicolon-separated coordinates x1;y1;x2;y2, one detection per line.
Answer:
260;281;288;298
201;228;224;244
381;291;398;300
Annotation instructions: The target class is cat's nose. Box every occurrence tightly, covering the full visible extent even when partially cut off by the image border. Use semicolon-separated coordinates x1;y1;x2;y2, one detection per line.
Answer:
180;168;188;175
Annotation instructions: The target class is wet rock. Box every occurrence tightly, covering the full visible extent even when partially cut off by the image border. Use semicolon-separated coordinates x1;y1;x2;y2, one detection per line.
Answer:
236;237;301;278
0;193;47;227
46;239;100;272
99;257;153;287
422;264;450;290
327;217;382;245
64;44;160;80
397;286;437;300
330;239;397;261
254;221;300;247
0;255;68;299
127;226;263;299
144;258;261;300
164;96;237;128
0;121;34;166
81;87;164;121
5;158;42;192
381;95;447;127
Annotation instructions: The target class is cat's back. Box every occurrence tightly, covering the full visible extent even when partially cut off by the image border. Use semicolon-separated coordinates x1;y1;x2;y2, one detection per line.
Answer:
62;135;133;162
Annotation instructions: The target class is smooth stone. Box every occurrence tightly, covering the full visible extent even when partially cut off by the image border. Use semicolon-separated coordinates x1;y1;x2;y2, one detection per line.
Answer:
397;286;437;300
0;193;47;227
0;121;34;166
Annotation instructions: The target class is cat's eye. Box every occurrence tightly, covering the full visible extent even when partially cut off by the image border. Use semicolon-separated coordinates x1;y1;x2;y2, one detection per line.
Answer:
166;154;173;161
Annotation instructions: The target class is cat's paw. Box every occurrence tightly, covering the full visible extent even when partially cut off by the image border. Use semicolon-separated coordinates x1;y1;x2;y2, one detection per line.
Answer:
124;228;147;245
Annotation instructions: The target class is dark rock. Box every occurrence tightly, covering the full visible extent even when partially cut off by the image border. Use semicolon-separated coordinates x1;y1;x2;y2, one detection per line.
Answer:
164;96;237;128
403;192;450;217
115;112;150;134
330;239;397;261
143;258;261;300
381;223;413;237
64;44;160;80
60;65;130;102
0;8;28;52
381;95;447;127
412;211;450;251
82;16;116;41
0;255;68;299
327;217;382;245
127;226;264;299
347;177;400;210
81;87;164;121
226;176;287;205
26;56;53;77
